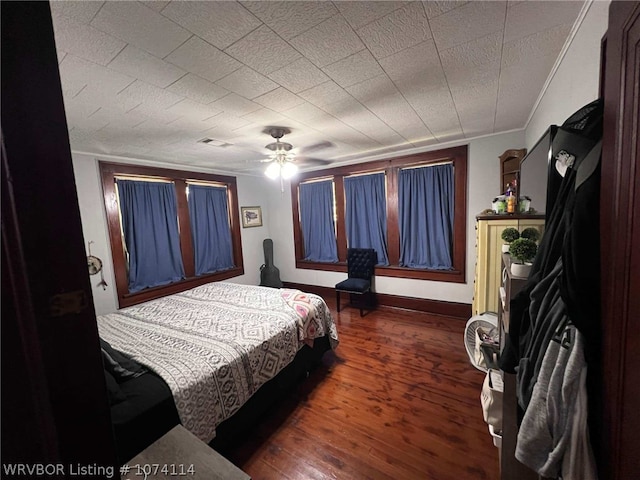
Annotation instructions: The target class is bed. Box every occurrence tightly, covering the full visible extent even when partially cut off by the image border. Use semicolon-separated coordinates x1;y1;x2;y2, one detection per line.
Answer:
97;282;339;461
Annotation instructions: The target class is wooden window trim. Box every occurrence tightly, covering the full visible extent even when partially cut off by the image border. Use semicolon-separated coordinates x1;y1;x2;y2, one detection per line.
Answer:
291;146;468;283
99;161;244;308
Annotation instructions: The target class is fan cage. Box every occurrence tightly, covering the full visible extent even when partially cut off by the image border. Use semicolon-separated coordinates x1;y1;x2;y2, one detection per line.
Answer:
464;312;499;372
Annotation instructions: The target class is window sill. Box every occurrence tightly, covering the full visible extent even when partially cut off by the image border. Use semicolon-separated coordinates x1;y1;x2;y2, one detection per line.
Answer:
118;266;244;308
295;260;464;283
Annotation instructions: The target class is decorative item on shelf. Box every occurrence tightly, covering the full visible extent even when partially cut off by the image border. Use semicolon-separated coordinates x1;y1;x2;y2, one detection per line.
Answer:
509;238;538;277
492;195;507;214
506;192;516;213
518;196;532;213
499;148;526;201
505;180;516;197
501;227;520;253
503;179;518;213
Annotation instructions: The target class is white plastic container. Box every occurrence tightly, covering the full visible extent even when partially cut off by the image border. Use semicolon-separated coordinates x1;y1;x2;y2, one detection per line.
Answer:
489;424;502;448
492;196;507;214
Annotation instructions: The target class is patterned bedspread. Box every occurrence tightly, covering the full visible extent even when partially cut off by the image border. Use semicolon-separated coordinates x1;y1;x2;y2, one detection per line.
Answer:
97;282;338;442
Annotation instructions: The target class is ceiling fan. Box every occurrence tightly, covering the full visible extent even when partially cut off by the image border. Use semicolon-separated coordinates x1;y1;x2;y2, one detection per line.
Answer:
263;127;297;181
261;127;333;191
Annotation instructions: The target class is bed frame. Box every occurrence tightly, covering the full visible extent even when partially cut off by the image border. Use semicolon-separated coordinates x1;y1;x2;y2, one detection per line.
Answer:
112;335;332;462
211;335;331;451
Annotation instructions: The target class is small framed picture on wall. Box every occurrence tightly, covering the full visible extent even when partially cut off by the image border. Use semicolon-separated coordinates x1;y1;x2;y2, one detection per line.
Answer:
241;206;262;228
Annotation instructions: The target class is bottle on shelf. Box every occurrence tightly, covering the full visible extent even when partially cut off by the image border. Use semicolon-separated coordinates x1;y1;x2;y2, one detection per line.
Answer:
505;183;517;213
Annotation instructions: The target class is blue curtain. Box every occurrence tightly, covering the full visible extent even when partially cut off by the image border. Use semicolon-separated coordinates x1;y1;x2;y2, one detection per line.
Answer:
116;179;185;292
344;173;389;265
299;180;338;262
188;185;235;276
398;164;454;269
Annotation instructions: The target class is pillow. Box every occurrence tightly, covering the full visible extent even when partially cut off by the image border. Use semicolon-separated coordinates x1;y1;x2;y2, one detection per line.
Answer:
104;370;126;406
100;338;147;383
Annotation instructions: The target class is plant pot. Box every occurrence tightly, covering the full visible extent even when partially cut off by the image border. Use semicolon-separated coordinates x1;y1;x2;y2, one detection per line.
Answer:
511;262;532;278
501;244;510;253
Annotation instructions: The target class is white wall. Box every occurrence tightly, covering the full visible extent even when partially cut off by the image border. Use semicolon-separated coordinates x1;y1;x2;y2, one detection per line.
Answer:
526;0;610;147
72;153;271;315
73;154;118;315
236;174;273;286
266;130;526;305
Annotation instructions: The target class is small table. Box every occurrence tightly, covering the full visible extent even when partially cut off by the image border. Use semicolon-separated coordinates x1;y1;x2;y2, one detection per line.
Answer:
125;425;250;480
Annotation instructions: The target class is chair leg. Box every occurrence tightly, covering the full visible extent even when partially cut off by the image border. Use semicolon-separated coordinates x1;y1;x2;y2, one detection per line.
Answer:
361;290;373;317
336;291;341;312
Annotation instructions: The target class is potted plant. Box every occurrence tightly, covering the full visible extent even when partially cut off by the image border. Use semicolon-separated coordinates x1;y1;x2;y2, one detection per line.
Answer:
520;227;541;243
501;227;520;253
509;238;537;277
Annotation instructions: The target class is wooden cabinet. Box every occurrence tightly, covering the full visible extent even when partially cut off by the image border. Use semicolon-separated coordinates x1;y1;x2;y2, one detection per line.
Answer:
498;254;539;480
499;149;527;195
473;215;545;316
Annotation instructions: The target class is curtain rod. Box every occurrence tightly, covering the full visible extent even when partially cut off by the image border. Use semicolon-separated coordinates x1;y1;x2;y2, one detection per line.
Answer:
344;170;386;179
400;160;453;170
300;176;334;185
186;180;227;188
114;174;173;183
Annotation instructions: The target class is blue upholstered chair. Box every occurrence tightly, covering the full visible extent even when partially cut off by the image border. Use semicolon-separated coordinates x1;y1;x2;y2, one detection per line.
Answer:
335;248;377;316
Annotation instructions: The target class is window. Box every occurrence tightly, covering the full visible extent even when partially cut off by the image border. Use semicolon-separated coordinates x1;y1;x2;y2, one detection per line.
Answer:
344;172;388;266
100;162;244;308
398;163;454;269
291;146;467;282
116;179;185;292
298;179;338;262
187;184;235;275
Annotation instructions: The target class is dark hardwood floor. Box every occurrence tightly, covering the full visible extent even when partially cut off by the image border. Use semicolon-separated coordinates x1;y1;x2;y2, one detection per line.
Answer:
221;297;499;480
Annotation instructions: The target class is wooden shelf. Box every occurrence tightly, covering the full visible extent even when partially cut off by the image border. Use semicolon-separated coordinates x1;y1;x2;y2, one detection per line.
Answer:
497;253;538;480
499;148;527;196
476;213;545;221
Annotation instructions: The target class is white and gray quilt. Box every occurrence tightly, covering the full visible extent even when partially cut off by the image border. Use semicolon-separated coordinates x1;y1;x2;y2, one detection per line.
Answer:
97;282;339;442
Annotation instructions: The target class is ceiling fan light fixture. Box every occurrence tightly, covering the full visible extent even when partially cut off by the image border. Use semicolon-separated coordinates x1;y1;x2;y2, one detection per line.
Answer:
262;127;304;188
281;161;298;179
265;162;281;179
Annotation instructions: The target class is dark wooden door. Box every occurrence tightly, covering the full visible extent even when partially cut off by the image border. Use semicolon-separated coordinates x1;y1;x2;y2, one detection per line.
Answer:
600;1;640;478
1;2;117;475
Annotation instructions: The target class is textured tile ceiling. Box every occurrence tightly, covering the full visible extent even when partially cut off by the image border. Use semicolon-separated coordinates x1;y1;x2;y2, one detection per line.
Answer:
51;0;585;173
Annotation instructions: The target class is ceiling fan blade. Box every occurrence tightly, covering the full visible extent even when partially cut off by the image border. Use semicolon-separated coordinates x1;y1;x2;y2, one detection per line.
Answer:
296;156;332;166
299;141;335;154
255;127;333;168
